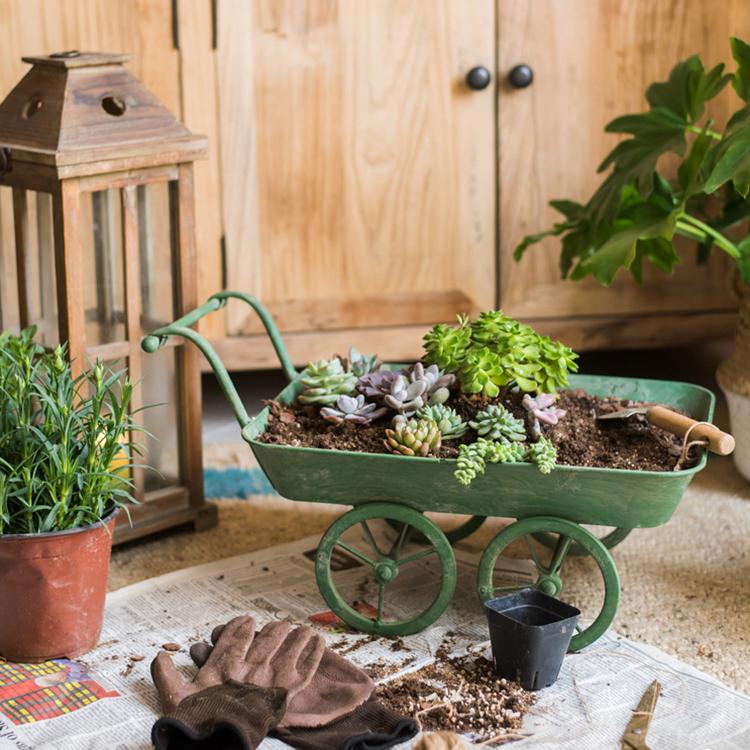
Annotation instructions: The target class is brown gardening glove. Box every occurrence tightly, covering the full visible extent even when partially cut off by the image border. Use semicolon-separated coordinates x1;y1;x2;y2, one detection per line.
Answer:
272;696;419;750
191;620;374;728
151;615;324;749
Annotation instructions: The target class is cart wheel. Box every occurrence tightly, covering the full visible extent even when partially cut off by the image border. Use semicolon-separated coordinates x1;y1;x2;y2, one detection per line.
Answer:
316;503;457;636
531;527;633;556
477;516;620;651
385;515;486;544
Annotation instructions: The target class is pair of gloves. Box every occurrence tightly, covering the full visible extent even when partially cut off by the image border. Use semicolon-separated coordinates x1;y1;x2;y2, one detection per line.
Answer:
150;615;418;750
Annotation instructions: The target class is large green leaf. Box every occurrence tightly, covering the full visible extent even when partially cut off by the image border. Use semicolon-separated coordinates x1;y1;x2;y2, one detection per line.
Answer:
646;55;730;121
704;107;750;196
731;37;750;102
630;236;681;284
580;204;677;284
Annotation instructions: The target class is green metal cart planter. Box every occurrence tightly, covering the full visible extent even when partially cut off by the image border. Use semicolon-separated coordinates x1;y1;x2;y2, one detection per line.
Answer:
143;291;715;651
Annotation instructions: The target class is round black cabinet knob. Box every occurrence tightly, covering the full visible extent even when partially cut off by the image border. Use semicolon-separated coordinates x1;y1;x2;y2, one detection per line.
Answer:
465;66;492;91
508;64;534;89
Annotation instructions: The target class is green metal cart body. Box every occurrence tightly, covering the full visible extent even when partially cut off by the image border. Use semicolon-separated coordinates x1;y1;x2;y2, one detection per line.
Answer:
143;292;715;650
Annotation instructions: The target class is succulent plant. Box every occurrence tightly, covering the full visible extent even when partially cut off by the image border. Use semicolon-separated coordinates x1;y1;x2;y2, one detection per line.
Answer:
526;436;557;474
298;359;357;405
416;404;467;440
356;369;403;399
383;374;428;416
337;347;382;378
422;316;472;370
384;418;442;457
522;393;567;437
423;311;578;396
454;439;526;486
407;362;455;405
320;394;388;425
469;404;526;444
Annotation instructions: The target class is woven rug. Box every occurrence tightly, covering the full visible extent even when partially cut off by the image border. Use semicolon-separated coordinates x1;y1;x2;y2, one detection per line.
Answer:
109;440;750;694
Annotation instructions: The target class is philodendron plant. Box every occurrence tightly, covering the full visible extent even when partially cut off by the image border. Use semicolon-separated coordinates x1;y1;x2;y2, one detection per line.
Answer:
514;36;750;480
0;327;146;535
515;37;750;286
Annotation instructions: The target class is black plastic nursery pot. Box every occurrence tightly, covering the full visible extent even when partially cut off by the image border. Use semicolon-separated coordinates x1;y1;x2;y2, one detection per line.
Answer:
484;588;580;691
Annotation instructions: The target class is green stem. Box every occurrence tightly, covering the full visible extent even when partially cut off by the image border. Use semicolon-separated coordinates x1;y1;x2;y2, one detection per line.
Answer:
687;124;722;141
677;213;740;258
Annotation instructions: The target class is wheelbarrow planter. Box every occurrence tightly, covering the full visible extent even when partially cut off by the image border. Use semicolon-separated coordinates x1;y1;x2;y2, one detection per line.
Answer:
143;292;715;650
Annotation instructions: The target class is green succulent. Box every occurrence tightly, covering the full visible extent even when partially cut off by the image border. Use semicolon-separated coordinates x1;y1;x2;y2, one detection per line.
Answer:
422;316;473;370
526;436;558;474
454;439;526;486
384;418;442;457
416;404;467;440
298;359;357;405
469;404;526;443
423;311;578;396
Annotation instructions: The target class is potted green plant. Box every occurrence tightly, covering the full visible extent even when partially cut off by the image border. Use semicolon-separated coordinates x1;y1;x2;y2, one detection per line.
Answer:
0;327;145;661
514;37;750;481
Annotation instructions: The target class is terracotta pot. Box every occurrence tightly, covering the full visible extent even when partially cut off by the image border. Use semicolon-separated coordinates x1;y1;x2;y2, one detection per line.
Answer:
0;510;118;662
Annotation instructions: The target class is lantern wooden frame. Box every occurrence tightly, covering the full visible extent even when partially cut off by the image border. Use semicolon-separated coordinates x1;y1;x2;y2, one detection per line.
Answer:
0;51;217;542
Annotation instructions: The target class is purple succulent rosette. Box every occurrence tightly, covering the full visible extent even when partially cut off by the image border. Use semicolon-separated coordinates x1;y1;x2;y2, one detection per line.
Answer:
320;394;388;425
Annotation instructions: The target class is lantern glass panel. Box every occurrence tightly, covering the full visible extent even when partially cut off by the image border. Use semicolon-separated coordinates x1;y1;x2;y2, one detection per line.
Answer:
140;344;181;491
137;181;177;329
80;188;126;346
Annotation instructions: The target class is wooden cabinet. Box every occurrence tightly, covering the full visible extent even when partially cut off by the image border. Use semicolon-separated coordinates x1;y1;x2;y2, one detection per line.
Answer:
498;0;747;350
213;0;496;368
2;0;747;370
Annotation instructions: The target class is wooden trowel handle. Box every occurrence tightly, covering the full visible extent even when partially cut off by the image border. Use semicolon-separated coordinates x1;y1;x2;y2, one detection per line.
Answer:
646;406;735;456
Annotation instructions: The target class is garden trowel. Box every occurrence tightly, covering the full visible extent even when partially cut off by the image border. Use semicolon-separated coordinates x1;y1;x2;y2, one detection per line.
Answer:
597;405;735;456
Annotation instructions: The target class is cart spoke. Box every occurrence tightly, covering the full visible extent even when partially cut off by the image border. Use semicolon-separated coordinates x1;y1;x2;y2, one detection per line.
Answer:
575;624;583;634
397;546;436;567
360;521;385;558
335;541;376;568
376;583;386;625
389;522;411;560
523;535;546;573
548;534;574;574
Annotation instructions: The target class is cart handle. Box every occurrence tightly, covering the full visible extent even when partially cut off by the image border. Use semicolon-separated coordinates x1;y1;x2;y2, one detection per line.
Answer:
141;291;298;432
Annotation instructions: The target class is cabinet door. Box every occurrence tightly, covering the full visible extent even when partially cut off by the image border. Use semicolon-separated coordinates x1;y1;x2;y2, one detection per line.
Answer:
499;0;749;331
217;0;495;350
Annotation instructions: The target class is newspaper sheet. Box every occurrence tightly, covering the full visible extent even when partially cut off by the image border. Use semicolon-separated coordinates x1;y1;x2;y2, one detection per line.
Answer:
1;532;748;749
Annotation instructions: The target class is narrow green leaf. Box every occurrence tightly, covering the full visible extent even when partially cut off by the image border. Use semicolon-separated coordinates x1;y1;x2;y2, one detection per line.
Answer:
731;37;750;103
513;222;573;261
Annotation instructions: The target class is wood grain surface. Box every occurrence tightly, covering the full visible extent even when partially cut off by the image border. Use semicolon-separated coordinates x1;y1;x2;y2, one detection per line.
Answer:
498;0;750;321
217;0;496;336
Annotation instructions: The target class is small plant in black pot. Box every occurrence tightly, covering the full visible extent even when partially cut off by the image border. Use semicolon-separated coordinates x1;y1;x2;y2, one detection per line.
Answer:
484;588;580;691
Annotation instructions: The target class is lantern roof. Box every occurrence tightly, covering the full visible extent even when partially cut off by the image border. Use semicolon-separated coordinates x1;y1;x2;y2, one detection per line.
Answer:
0;51;206;175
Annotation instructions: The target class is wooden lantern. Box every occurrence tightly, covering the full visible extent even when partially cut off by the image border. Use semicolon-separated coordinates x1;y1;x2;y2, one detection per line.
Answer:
0;51;217;542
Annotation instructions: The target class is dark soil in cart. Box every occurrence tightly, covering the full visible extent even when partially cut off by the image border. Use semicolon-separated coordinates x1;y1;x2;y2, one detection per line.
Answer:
259;389;691;472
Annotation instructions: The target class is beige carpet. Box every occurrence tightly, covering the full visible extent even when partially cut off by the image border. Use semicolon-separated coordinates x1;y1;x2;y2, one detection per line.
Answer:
110;441;750;694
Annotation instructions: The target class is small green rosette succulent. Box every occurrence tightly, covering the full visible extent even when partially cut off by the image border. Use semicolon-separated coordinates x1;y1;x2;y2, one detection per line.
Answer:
298;358;357;405
416;404;467;440
469;404;526;443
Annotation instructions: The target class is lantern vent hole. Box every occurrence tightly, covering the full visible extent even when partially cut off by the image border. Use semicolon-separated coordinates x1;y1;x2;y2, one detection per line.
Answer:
22;95;43;119
101;95;127;117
